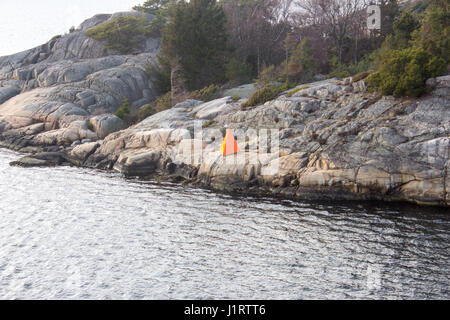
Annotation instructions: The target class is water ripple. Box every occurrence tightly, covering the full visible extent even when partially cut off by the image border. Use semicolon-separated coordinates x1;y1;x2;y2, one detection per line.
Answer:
0;148;449;299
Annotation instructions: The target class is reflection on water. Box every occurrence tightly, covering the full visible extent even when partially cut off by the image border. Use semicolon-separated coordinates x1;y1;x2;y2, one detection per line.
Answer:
0;148;448;299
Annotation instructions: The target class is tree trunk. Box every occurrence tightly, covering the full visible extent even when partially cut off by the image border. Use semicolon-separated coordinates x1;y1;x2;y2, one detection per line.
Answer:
257;47;261;75
170;57;189;106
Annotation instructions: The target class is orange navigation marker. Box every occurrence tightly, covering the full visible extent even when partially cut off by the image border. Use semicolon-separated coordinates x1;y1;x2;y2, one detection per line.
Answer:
221;128;240;156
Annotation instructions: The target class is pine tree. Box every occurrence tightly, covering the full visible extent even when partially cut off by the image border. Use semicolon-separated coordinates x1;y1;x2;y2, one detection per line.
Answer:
288;39;316;83
115;97;131;120
133;0;173;15
163;0;229;91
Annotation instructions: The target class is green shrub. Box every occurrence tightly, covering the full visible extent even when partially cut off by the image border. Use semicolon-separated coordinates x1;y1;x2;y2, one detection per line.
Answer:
390;11;421;50
189;84;220;102
329;69;351;79
135;94;172;122
202;119;215;128
133;93;173;120
328;54;372;79
255;65;278;87
226;58;253;85
366;47;446;97
137;104;156;121
231;94;241;101
155;92;172;112
286;86;310;97
351;71;371;83
87;121;94;132
115;97;131;119
412;6;450;63
144;64;153;78
287;39;316;83
367;1;448;98
85;15;158;54
145;55;172;94
241;82;294;108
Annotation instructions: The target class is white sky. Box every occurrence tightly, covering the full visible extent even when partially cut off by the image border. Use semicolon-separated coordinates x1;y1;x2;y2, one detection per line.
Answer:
0;0;141;57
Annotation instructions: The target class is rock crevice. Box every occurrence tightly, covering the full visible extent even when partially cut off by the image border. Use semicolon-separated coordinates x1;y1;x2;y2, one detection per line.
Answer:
0;12;449;207
0;11;161;148
42;75;448;206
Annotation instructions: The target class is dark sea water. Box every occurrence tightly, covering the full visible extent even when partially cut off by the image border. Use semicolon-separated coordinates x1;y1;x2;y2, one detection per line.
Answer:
0;148;448;299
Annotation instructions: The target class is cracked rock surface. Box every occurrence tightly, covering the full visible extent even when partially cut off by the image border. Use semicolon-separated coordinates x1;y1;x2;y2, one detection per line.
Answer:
73;77;450;206
0;11;160;148
0;12;449;206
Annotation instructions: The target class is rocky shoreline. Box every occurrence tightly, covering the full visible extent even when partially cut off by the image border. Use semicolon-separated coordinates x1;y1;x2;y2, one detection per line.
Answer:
1;12;449;207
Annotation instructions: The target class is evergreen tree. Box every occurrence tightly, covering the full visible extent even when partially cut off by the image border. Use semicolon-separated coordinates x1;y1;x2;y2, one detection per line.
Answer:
85;15;152;54
412;0;450;63
380;0;401;39
133;0;174;15
390;11;420;49
225;57;252;85
288;39;316;83
367;1;448;98
163;0;229;91
115;97;131;120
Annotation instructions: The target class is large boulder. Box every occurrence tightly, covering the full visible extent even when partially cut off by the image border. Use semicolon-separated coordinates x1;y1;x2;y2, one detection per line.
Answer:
10;152;66;167
90;114;125;139
193;97;233;120
223;84;258;99
69;141;100;163
0;86;20;104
